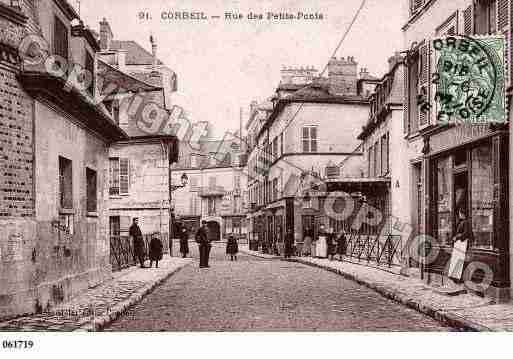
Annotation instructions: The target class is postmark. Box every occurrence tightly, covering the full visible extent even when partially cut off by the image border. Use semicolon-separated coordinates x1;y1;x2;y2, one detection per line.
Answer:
431;34;506;124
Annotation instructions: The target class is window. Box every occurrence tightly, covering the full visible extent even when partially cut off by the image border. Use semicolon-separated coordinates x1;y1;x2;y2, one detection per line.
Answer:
368;144;374;178
190;155;197;168
86;168;97;212
109;216;120;236
302;126;318;153
272;137;278;160
59;156;73;209
234;174;240;189
272;178;278;201
109;158;129;195
381;133;389;175
475;0;497;35
374;142;379;177
85;51;94;96
207;198;216;216
54;16;68;61
189;176;199;192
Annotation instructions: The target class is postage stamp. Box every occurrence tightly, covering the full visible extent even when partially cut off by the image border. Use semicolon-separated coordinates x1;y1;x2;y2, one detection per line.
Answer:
431;34;507;124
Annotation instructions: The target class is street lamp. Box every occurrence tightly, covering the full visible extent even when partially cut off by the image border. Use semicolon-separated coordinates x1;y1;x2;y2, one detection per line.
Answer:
168;172;188;257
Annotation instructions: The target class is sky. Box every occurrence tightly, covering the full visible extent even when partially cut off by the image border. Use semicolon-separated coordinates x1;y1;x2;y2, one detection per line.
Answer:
78;0;406;138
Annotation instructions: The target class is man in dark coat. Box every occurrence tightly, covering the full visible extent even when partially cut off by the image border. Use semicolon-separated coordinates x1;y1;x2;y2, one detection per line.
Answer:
284;229;294;259
129;218;146;268
226;235;239;261
195;220;211;268
149;234;163;268
179;222;189;258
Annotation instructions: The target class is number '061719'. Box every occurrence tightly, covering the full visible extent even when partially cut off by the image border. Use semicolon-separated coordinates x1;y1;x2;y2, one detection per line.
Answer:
2;340;34;349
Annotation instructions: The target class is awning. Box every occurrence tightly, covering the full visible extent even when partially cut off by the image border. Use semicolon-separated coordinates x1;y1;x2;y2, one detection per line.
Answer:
325;177;391;193
97;59;162;98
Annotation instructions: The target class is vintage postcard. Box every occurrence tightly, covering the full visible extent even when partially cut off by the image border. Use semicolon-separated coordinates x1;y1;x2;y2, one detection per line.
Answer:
0;0;513;357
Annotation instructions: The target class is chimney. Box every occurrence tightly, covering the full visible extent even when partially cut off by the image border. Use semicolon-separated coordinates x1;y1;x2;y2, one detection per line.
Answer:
359;67;370;79
99;18;113;50
150;34;159;77
327;56;358;95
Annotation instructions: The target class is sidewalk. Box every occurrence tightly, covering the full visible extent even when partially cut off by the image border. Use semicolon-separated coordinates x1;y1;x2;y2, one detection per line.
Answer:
0;257;192;332
240;245;513;331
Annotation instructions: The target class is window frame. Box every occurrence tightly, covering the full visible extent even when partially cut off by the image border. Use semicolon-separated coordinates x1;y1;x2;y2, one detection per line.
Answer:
53;15;69;61
86;167;98;213
59;156;73;210
301;125;318;153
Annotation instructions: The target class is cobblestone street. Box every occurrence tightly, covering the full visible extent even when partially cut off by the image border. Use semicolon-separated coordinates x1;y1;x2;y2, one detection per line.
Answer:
106;243;451;331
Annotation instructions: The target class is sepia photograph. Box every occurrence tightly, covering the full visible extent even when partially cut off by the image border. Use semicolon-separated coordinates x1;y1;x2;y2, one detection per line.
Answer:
0;0;512;357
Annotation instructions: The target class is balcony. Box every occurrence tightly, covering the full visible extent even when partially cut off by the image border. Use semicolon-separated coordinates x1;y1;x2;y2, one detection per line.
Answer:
198;186;226;197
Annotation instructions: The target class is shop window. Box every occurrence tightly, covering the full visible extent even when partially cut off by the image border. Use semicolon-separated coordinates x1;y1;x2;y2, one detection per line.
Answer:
436;156;453;245
471;145;494;249
59;156;73;209
86;167;97;212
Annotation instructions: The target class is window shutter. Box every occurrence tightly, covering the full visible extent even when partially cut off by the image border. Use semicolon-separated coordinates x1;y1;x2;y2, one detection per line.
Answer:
418;42;429;127
119;158;129;194
463;5;473;35
497;0;508;31
403;59;410;134
120;216;131;235
54;16;68;60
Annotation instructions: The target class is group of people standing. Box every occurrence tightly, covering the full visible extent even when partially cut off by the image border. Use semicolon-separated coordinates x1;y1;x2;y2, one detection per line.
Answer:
129;217;240;269
300;224;347;260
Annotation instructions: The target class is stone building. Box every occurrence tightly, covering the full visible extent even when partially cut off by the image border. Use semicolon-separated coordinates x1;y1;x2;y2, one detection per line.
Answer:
245;60;372;254
95;19;179;251
0;0;127;318
171;134;248;241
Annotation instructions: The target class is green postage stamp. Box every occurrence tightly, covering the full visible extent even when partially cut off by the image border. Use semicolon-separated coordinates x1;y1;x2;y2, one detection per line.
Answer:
431;34;507;124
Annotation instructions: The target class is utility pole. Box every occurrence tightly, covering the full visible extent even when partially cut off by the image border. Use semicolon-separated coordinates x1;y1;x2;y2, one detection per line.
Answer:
168;160;173;257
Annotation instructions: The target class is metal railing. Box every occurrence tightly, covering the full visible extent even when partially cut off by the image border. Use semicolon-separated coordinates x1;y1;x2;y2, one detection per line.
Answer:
110;232;169;272
344;231;403;267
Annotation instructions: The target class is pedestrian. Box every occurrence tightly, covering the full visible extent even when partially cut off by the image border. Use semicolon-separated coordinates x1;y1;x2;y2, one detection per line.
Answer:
195;220;211;268
129;218;146;268
302;227;312;257
226;235;239;261
179;222;189;258
326;227;336;261
284;229;294;259
337;229;347;261
316;224;328;258
149;233;163;268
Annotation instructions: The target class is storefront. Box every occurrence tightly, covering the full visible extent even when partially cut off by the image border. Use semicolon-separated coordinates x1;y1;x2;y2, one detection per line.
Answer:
422;123;509;299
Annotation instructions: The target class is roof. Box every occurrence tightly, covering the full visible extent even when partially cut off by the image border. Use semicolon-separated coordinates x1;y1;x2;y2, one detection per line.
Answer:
110;40;164;65
97;59;162;96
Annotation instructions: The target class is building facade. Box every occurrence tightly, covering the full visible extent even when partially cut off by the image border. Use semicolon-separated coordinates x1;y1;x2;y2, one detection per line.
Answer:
246;59;372;254
0;0;127;318
96;19;179;255
171;137;248;241
403;0;511;300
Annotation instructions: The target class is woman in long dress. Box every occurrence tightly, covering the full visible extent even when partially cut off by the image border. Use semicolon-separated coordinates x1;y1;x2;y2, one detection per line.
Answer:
316;224;328;258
